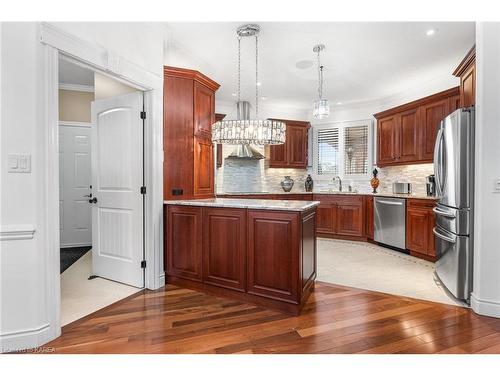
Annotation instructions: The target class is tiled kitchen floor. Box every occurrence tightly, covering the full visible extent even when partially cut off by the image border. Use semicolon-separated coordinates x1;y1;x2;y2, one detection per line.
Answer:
317;239;466;307
60;251;141;326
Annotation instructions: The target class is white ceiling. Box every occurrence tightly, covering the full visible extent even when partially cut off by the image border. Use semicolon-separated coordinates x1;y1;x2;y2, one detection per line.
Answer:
59;58;94;86
167;22;475;109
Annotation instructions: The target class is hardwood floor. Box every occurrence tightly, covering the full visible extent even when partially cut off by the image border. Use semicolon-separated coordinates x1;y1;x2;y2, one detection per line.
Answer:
44;282;500;354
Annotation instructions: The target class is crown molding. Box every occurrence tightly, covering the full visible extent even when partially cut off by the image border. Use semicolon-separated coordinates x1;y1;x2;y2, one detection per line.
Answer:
59;83;94;92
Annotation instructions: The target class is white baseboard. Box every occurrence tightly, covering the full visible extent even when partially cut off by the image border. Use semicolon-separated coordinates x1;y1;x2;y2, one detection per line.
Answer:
470;293;500;318
0;323;56;353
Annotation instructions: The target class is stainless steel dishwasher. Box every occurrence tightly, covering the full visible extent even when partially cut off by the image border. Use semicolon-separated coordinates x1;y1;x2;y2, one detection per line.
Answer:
374;197;406;250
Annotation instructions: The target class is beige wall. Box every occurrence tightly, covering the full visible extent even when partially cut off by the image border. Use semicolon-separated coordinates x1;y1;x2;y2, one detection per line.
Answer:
94;72;138;100
59;89;94;122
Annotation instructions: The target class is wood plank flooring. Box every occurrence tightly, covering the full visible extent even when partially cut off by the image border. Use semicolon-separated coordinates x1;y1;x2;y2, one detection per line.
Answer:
44;282;500;354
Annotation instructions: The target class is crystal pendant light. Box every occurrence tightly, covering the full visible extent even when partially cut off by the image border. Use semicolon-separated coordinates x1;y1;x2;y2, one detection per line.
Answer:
211;24;286;145
312;44;330;119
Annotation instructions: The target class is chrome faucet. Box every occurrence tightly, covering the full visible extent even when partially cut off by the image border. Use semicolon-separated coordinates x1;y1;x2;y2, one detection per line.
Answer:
334;176;342;192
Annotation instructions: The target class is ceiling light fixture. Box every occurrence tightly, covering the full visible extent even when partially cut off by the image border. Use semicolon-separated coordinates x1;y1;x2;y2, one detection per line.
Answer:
212;24;286;145
426;29;436;36
312;44;330;119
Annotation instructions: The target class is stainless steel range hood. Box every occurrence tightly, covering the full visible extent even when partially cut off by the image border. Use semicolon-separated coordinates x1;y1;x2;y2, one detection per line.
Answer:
225;101;265;160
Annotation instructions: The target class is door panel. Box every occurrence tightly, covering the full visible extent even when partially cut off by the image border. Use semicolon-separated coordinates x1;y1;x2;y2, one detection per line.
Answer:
59;124;92;247
194;139;214;197
460;64;475;107
336;203;364;237
203;208;246;291
398;108;419;162
377;116;397;165
316;204;336;234
167;206;202;281
406;208;429;254
269;143;287;167
287;125;308;168
365;196;374;240
91;91;144;288
247;210;299;302
420;99;449;160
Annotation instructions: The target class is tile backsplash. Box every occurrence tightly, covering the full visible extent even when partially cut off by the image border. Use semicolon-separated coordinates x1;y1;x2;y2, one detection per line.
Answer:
216;145;433;195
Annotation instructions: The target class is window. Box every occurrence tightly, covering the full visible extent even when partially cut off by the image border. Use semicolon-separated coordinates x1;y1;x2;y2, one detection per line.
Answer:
313;120;372;179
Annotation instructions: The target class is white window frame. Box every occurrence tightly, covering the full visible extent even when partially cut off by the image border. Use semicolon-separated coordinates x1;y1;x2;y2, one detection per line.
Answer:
312;119;374;181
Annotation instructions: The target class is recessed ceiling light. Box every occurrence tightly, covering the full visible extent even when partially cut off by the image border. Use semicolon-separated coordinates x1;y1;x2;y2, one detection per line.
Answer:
336;102;342;105
261;96;267;101
295;60;314;69
231;93;237;97
426;28;436;36
256;82;262;87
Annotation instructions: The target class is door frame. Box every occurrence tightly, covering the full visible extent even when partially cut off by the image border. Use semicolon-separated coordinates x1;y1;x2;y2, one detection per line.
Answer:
39;23;164;341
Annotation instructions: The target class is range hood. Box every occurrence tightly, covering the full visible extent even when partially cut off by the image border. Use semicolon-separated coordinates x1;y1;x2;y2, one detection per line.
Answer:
225;101;265;160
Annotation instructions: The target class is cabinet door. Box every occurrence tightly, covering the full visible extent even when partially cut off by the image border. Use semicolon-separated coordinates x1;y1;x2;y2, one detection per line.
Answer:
377;115;398;166
398;108;420;163
336;201;364;237
269;143;288;167
316;204;336;234
166;206;203;281
287;125;309;168
427;210;436;257
365;196;374;240
203;208;246;291
193;81;215;197
193;138;214;197
406;208;429;254
449;94;461;113
247;210;299;302
461;63;475;107
420;99;449;161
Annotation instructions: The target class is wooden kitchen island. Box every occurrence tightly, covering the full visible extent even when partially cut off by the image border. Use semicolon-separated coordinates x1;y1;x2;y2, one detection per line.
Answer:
163;198;319;315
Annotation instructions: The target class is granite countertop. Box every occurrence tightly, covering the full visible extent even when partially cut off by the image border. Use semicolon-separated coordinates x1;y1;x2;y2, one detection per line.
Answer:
164;198;320;212
218;191;438;200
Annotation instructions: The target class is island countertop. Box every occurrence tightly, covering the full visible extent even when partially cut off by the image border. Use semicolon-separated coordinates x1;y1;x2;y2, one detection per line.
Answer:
163;198;320;212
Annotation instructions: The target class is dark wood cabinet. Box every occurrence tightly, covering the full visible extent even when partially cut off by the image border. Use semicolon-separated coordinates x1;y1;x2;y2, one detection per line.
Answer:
453;46;476;108
203;208;246;292
165;204;317;315
364;196;374;240
166;206;203;281
374;87;459;167
406;199;437;261
247;210;299;303
163;66;220;200
420;98;449;161
313;195;364;239
268;119;310;169
214;113;226;168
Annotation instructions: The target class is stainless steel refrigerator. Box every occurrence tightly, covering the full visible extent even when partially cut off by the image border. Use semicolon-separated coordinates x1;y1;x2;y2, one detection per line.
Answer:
433;107;474;302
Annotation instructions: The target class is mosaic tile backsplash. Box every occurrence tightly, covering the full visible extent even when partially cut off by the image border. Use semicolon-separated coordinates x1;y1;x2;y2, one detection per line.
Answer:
215;146;433;195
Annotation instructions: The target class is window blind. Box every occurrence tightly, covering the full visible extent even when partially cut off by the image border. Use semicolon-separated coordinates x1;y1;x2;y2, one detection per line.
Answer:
344;125;368;174
317;128;339;175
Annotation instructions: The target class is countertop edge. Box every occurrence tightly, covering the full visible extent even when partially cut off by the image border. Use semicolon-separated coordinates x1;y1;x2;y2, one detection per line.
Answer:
163;199;321;212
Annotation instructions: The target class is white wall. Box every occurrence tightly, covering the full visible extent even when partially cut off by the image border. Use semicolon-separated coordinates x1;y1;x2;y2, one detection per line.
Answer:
471;22;500;318
0;22;168;352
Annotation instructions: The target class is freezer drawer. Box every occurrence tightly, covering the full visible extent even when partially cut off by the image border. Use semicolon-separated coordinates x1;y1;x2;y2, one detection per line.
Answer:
434;225;472;300
433;204;470;236
374;197;406;250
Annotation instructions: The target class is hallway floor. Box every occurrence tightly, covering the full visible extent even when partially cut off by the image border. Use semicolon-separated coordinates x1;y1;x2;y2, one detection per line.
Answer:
317;239;465;307
60;251;141;326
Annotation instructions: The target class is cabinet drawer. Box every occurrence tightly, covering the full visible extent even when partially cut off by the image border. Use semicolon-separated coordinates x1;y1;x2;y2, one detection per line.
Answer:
407;198;436;209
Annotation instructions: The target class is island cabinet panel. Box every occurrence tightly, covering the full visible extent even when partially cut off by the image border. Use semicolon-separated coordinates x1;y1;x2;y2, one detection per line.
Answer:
247;210;299;303
202;208;246;291
166;206;203;281
301;210;317;293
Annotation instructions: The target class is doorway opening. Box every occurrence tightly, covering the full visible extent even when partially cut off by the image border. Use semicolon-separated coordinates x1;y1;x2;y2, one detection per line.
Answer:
58;56;145;326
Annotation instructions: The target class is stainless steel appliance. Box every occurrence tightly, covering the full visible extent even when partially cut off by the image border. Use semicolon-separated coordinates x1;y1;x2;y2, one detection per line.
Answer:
374;197;406;250
392;182;412;194
426;175;436;197
434;107;474;302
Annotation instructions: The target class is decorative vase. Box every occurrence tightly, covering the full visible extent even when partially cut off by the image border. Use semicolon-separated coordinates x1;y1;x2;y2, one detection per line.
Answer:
304;174;314;192
281;176;294;192
370;168;380;194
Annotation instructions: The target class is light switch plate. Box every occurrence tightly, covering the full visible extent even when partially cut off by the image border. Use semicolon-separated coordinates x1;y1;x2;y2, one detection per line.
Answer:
8;154;19;171
19;153;31;172
494;179;500;193
7;153;31;173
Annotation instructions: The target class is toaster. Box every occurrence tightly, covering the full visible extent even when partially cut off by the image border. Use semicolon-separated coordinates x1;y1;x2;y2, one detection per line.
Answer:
392;182;412;194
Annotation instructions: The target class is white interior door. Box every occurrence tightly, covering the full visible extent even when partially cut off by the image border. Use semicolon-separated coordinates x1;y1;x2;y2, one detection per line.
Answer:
59;123;92;248
91;91;144;288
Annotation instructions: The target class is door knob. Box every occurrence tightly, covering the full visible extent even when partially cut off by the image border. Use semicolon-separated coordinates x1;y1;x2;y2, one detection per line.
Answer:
88;197;97;204
84;193;92;198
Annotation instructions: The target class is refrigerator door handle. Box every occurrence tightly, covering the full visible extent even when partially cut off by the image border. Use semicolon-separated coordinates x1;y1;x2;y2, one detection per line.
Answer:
433;127;444;197
432;206;456;219
433;227;456;244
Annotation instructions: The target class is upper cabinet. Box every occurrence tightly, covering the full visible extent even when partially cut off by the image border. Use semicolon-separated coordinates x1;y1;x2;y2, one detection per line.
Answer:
163;66;220;200
374;87;459;167
453;45;476;108
268;119;310;169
